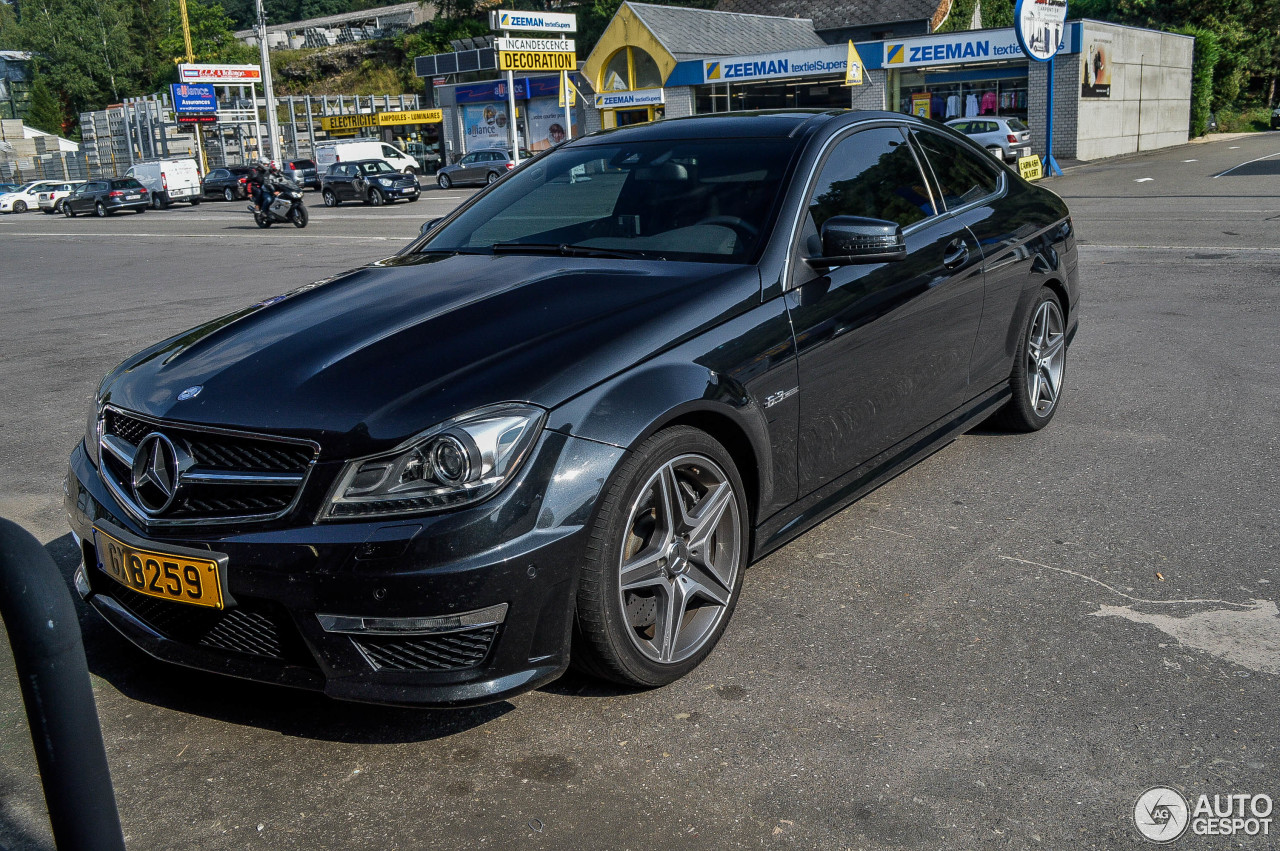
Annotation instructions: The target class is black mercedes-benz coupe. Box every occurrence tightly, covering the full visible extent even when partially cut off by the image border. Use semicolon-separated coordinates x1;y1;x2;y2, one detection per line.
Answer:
66;110;1078;706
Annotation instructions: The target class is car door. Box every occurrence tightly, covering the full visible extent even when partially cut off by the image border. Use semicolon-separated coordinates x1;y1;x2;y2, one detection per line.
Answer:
341;164;363;200
909;128;1030;391
786;124;987;494
459;153;482;183
205;169;225;195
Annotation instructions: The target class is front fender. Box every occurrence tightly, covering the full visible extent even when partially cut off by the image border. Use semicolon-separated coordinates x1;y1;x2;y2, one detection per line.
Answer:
547;296;800;526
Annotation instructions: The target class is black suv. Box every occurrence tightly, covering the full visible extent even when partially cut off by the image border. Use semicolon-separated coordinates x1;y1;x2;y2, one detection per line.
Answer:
320;159;420;206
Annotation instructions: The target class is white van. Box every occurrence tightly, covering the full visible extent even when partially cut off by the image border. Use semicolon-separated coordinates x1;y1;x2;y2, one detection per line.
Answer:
315;139;419;176
125;159;202;208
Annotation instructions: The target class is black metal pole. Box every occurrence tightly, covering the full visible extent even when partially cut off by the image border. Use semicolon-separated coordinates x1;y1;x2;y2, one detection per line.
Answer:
0;518;125;851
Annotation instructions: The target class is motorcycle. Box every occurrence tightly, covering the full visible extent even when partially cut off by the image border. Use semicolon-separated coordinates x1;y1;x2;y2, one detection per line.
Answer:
249;180;308;228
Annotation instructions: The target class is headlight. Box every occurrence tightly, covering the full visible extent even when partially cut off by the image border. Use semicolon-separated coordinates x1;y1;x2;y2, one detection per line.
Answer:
322;403;545;520
85;398;102;468
376;177;394;185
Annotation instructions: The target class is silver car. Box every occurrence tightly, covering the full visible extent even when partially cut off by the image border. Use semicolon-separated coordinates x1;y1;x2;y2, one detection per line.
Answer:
946;117;1032;163
435;149;526;188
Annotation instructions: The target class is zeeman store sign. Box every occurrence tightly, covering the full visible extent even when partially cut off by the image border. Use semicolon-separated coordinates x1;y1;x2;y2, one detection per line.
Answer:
885;31;1039;68
703;46;846;83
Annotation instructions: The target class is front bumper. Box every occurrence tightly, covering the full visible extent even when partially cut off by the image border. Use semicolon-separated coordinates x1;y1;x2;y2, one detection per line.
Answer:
65;428;624;706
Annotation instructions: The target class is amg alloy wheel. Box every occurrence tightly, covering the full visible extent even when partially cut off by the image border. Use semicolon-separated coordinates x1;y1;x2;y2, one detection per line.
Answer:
574;426;747;687
996;288;1066;431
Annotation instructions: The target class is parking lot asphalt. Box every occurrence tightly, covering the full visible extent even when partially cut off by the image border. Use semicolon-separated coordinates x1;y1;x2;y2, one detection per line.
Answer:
1;134;1278;850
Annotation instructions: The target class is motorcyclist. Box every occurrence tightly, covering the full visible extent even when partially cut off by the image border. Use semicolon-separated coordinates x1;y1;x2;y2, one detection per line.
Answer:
247;161;270;213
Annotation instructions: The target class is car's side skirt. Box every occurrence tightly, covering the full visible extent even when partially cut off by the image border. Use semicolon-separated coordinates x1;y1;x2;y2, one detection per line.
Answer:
752;382;1011;561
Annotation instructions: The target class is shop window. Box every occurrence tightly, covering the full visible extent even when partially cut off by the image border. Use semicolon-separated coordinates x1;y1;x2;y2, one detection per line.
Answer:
911;130;1000;209
600;46;663;92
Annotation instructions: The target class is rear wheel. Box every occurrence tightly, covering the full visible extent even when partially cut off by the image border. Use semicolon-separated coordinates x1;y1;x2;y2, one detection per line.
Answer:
322;189;338;207
254;212;271;228
486;171;499;185
994;288;1067;431
94;202;107;218
573;426;747;687
223;187;235;202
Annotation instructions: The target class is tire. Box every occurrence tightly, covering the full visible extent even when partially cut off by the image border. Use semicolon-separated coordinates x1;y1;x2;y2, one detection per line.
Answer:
13;200;26;213
151;193;165;209
437;173;451;189
190;197;201;206
993;287;1067;432
95;202;107;218
368;188;384;207
322;189;338;207
223;187;235;202
63;202;75;218
254;213;271;228
290;203;308;228
572;426;748;687
407;195;419;202
486;171;499;185
403;166;416;176
135;206;145;214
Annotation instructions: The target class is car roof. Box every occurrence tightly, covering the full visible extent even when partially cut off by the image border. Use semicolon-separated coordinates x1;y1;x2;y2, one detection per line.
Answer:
566;109;921;146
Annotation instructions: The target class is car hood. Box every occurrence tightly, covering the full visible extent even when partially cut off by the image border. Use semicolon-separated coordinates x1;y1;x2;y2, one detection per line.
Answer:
100;252;760;457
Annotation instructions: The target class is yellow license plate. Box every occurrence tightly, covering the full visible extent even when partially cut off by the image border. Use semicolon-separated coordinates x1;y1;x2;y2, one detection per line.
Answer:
93;528;226;609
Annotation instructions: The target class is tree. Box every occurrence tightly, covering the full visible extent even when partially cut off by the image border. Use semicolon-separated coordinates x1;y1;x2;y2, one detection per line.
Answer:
11;0;141;112
26;69;66;133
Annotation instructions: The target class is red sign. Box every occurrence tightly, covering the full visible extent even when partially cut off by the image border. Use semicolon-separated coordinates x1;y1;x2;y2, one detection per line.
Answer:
433;76;448;87
176;113;218;124
178;64;262;83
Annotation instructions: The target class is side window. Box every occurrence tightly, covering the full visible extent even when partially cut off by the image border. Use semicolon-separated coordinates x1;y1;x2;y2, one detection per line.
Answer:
984;121;998;133
381;145;401;159
804;126;935;245
953;121;971;134
912;130;1001;209
461;154;477;164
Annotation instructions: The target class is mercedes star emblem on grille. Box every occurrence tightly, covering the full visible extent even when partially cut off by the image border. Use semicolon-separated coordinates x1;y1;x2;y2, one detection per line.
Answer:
177;385;203;400
131;433;183;514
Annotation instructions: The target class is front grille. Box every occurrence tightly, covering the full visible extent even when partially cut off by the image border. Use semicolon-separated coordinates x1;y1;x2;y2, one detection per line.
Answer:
352;625;498;672
100;407;317;525
107;581;315;667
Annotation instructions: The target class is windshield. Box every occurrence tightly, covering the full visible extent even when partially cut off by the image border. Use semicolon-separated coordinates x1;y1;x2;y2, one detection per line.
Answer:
360;161;395;174
15;183;36;193
421;138;798;263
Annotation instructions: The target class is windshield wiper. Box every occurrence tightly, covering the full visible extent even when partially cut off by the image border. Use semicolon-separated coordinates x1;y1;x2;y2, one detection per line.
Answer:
490;242;663;260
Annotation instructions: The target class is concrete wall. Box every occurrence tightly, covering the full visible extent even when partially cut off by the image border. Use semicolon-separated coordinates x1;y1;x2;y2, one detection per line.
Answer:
1075;21;1192;160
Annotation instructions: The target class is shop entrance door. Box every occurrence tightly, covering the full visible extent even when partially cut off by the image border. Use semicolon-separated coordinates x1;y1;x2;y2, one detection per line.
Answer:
615;108;651;126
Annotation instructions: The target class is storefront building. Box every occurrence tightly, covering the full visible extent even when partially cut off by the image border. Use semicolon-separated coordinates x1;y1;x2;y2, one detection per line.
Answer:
433;74;583;160
317;107;446;170
583;4;1192;162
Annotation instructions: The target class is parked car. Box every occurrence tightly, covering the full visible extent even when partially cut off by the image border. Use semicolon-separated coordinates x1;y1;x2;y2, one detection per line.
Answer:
435;149;521;188
62;178;149;216
945;116;1032;162
37;180;87;214
315;139;419;175
1;180;61;213
201;166;255;201
66;110;1077;707
125;159;202;208
320;159;420;206
284;158;319;189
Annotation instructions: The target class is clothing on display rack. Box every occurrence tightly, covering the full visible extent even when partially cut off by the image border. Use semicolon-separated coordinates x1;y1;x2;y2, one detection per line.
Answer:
980;90;998;114
965;93;979;117
946;94;961;118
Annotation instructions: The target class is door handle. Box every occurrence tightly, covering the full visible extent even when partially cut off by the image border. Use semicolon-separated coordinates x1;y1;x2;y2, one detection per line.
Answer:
943;239;969;270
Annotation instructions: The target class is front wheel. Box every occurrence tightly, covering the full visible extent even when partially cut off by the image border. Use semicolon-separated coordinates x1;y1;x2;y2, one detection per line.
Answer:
994;288;1067;431
63;202;75;218
572;426;748;687
151;193;166;210
322;189;338;207
403;166;416;176
437;173;451;189
368;188;384;207
290;203;308;228
13;200;26;213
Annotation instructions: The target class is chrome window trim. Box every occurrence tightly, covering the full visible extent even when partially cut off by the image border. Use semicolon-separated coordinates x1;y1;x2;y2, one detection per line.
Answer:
906;127;1008;220
781;119;942;293
97;404;320;529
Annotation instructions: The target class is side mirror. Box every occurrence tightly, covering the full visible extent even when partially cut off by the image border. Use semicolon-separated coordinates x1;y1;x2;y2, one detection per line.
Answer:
806;216;907;269
420;218;442;236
